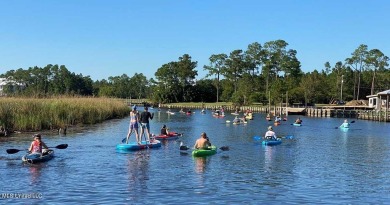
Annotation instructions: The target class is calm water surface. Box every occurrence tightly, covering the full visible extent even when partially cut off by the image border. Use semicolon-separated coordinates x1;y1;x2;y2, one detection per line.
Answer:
1;108;390;204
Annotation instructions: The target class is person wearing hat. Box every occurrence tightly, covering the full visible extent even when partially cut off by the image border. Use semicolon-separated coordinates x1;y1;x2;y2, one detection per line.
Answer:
28;134;49;154
139;106;154;142
126;105;140;144
264;126;277;140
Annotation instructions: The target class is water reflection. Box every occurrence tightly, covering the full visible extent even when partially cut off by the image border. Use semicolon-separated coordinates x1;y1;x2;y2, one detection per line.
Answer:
126;150;150;200
194;157;208;174
28;164;43;185
263;146;275;173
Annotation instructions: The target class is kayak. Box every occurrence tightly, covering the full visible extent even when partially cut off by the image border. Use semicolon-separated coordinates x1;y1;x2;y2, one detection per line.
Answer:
262;139;282;146
154;132;179;140
340;126;349;132
231;113;239;115
22;149;54;164
233;120;247;125
192;146;217;157
116;140;161;152
293;123;302;126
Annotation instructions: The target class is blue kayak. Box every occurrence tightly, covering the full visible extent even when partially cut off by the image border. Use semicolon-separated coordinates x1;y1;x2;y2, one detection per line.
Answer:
116;140;161;152
262;139;282;146
339;126;349;132
293;123;302;126
22;149;54;164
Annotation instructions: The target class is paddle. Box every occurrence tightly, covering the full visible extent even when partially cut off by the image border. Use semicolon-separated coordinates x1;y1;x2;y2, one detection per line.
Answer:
253;135;294;140
179;142;229;151
180;146;229;151
335;120;355;129
6;144;68;154
122;129;134;143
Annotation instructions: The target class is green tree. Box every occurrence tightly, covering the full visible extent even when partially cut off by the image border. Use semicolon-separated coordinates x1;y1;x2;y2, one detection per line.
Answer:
177;54;198;102
223;50;245;92
203;53;227;102
365;49;389;95
345;44;368;100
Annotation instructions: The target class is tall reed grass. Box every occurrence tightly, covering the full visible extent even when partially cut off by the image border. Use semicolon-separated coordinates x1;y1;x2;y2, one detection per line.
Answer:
0;97;130;132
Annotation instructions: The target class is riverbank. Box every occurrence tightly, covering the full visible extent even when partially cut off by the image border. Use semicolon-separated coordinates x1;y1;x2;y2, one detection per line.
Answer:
0;97;130;136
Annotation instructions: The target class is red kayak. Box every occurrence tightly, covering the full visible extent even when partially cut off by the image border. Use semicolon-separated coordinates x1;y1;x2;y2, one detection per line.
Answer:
154;132;181;140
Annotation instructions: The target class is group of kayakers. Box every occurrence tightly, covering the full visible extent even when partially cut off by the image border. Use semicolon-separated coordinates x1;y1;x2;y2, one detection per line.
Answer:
26;109;353;156
264;117;352;141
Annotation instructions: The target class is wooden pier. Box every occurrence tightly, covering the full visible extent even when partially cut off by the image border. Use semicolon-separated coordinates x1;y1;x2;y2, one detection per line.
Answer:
306;108;332;117
357;110;390;122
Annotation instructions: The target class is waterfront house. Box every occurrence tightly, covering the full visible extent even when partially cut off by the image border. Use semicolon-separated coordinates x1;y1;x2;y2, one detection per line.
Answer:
366;89;390;110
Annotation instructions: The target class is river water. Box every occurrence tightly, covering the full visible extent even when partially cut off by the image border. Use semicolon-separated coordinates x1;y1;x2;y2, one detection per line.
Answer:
1;108;389;204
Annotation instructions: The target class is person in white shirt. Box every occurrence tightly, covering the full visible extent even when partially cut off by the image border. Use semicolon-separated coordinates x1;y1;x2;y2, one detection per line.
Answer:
264;126;277;140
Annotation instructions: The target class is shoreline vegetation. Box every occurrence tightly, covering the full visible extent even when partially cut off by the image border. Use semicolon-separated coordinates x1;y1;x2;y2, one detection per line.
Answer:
0;97;130;136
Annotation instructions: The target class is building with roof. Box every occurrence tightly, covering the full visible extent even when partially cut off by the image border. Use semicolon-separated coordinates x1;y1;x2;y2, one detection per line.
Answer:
366;89;390;110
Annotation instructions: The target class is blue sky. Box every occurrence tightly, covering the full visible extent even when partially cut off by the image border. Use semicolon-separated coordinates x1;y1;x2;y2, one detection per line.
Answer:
1;0;389;81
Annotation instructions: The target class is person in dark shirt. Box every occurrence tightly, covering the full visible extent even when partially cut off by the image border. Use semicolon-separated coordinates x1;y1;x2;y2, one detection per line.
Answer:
161;124;169;135
139;106;154;142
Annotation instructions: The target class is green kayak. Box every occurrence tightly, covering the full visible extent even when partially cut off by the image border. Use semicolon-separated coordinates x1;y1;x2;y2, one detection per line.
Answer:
192;146;217;157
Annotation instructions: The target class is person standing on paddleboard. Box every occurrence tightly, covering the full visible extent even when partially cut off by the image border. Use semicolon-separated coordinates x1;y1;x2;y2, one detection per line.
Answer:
140;106;154;143
126;105;140;144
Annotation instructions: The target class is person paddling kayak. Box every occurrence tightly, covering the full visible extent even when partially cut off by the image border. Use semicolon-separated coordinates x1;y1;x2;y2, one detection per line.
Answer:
194;132;211;149
161;124;169;135
340;119;350;128
28;134;49;154
294;117;302;124
264;126;277;140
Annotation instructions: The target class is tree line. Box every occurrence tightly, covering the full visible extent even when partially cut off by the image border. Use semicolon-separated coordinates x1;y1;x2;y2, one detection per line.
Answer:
1;40;389;106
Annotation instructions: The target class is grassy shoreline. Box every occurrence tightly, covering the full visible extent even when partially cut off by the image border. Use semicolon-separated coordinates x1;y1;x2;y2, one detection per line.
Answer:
0;97;130;135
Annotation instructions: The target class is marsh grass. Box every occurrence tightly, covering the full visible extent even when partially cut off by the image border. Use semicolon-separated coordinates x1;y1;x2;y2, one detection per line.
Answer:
0;97;130;132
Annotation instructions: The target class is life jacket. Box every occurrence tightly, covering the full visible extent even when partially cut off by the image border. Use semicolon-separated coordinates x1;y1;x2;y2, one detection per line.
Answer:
32;141;42;153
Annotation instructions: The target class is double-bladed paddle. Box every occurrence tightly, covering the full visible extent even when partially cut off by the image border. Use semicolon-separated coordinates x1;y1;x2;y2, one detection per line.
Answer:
253;135;294;140
179;142;229;152
6;144;68;154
